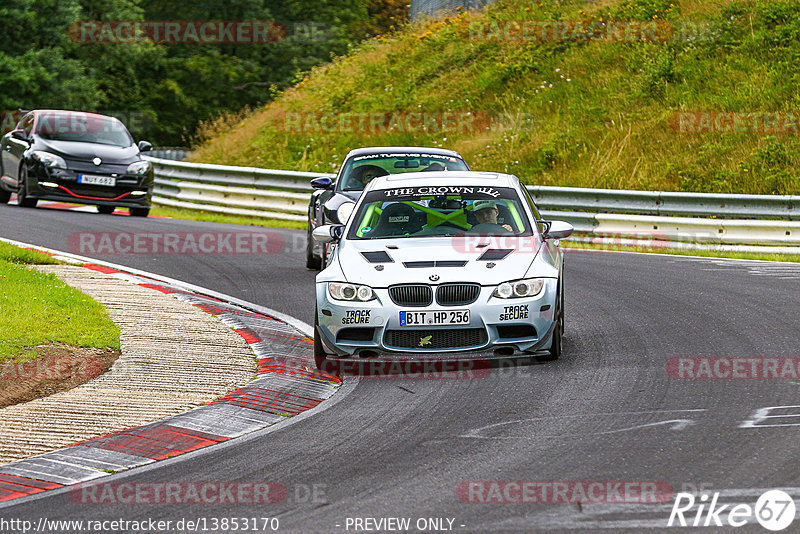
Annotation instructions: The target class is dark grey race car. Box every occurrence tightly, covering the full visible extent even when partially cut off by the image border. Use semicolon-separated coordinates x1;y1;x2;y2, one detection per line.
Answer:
306;146;469;269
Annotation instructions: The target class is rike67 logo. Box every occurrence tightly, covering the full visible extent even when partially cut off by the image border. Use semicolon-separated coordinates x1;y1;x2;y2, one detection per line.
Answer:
668;490;796;530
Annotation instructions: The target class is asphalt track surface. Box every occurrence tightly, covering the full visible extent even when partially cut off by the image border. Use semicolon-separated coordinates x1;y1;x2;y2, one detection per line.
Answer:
2;203;800;532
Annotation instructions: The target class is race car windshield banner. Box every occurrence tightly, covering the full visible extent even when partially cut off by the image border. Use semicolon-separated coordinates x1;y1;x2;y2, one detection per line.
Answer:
380;186;504;199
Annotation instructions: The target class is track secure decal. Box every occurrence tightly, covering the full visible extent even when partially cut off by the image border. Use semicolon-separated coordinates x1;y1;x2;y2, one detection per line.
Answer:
342;310;371;325
499;305;529;321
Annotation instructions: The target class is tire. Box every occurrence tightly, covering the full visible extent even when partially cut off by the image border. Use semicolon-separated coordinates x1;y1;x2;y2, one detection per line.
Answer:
559;271;565;336
306;221;322;270
536;279;564;362
129;207;149;217
320;243;329;270
16;166;37;208
97;205;115;214
313;306;329;371
0;160;9;204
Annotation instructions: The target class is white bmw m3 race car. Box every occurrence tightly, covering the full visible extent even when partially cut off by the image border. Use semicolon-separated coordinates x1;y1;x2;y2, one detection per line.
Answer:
311;170;573;370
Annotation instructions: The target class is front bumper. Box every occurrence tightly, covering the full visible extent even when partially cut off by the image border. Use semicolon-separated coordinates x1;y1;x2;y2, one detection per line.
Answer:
28;165;152;208
315;280;559;359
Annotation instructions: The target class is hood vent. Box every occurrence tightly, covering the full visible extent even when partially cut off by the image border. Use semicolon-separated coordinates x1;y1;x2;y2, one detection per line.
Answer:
361;251;394;263
403;261;467;268
478;249;514;261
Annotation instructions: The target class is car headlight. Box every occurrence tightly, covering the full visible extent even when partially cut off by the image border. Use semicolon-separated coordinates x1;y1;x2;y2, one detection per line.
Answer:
127;161;152;176
493;278;545;299
31;151;67;169
328;282;376;302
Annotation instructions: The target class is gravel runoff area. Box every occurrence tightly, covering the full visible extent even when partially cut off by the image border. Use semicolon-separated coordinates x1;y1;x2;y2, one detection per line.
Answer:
0;265;257;465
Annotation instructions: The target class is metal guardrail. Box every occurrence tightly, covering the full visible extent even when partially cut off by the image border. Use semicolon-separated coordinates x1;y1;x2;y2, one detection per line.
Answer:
548;211;800;246
146;156;800;245
148;147;191;161
529;186;799;220
147;156;334;222
410;0;495;20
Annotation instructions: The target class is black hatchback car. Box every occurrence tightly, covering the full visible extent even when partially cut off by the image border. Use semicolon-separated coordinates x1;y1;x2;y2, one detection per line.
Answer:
0;110;154;216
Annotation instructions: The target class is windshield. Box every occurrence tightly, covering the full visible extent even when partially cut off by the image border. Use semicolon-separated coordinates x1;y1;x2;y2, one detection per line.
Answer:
35;113;133;147
340;153;469;191
347;185;534;240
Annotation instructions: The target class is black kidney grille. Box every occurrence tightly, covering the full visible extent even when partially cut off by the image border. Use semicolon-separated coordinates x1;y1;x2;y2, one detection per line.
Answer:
385;328;487;349
436;283;480;306
389;284;433;307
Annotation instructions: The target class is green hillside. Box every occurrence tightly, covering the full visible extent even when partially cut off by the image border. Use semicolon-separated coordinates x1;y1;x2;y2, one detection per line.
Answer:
192;0;800;195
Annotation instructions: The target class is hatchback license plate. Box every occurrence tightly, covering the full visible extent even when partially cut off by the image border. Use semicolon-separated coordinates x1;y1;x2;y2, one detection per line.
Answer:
78;174;115;187
400;310;469;326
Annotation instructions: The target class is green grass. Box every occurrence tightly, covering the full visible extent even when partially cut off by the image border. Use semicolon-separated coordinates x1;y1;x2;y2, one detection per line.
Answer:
0;244;120;362
0;241;61;265
151;205;305;230
191;0;800;196
563;240;800;262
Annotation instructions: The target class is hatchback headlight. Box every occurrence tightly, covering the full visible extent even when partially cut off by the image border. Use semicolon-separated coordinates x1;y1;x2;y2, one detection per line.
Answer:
127;160;152;176
493;278;545;299
31;151;67;169
328;282;376;302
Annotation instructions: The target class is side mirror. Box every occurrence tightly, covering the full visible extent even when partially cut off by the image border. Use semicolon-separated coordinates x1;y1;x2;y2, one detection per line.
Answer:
312;224;344;244
543;220;574;240
311;177;334;190
137;140;153;152
11;130;29;142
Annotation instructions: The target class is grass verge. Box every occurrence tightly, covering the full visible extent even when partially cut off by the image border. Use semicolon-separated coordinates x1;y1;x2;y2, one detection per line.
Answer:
0;243;120;362
0;241;61;265
563;240;800;263
151;205;305;230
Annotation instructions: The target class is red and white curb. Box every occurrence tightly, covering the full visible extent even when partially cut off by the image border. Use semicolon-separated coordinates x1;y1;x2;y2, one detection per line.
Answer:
0;239;341;505
7;196;166;217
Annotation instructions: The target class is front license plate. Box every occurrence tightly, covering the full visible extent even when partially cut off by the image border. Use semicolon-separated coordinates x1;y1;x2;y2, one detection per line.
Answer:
78;174;115;187
400;310;470;326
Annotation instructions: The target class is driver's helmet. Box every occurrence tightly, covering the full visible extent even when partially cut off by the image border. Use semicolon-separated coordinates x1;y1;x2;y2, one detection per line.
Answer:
354;164;389;187
422;162;446;172
472;200;497;213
